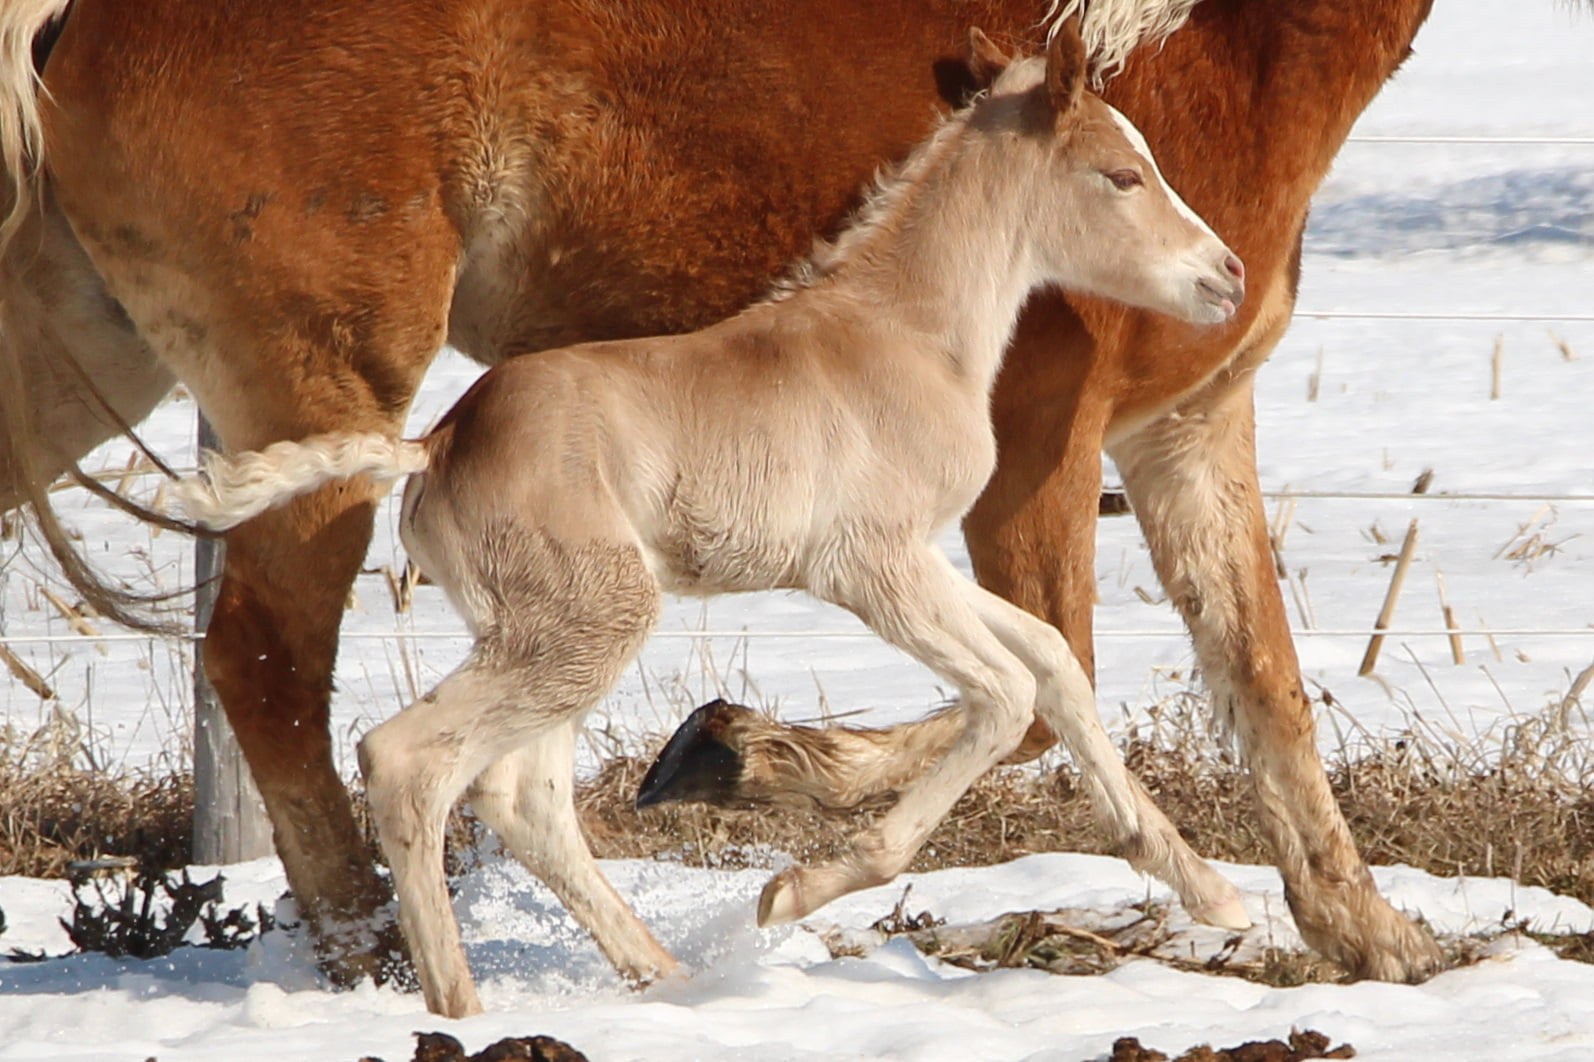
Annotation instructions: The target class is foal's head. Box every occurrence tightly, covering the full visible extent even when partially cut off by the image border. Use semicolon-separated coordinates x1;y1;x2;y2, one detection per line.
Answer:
968;23;1244;325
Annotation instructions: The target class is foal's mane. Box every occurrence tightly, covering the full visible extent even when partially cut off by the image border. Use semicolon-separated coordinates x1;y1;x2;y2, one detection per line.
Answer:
764;0;1205;303
764;57;1049;304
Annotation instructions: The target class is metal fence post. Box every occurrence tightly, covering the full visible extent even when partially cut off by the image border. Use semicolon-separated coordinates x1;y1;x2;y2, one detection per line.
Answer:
192;415;273;864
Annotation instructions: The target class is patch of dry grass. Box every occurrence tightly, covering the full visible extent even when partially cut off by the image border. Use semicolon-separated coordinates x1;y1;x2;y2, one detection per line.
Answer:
2;687;1591;978
0;709;191;878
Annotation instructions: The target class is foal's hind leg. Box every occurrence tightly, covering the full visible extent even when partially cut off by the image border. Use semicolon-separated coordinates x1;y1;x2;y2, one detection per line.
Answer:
760;543;1038;924
359;662;520;1019
956;570;1247;930
362;533;664;1016
1109;373;1442;981
468;724;676;984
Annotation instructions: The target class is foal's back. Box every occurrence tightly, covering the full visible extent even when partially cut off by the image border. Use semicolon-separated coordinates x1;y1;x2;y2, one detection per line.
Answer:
411;297;986;601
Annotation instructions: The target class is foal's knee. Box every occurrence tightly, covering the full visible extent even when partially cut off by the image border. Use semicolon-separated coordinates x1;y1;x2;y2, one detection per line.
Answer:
358;722;439;831
967;665;1038;758
1016;621;1093;712
1037;623;1090;686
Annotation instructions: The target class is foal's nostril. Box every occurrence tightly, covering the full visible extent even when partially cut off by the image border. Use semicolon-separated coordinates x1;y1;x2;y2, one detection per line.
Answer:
1224;253;1244;281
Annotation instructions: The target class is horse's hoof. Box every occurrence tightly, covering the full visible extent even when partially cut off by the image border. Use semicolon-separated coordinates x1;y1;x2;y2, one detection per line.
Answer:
1354;921;1446;984
317;915;415;991
636;699;750;809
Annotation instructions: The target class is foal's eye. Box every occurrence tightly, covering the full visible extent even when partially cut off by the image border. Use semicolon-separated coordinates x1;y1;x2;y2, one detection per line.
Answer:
1105;168;1144;191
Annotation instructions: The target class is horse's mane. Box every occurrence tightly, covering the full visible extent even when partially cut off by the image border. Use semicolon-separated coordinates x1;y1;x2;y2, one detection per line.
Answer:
764;56;1049;304
1046;0;1202;83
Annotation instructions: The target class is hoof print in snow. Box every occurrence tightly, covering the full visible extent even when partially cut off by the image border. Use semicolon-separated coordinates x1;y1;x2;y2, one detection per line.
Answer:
359;1031;591;1062
1105;1028;1355;1062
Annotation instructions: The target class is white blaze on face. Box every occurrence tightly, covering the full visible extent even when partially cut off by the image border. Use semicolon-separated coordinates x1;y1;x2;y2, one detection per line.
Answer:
1104;103;1221;242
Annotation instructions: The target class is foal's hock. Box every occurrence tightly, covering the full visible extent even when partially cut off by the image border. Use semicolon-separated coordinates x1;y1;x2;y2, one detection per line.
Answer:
175;26;1243;1018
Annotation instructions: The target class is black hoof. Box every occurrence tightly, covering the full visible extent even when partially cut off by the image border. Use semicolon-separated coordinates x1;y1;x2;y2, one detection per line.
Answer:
635;699;748;809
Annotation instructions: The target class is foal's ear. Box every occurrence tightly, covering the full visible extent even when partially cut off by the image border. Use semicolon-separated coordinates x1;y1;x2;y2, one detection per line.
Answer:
1046;16;1087;115
967;27;1012;90
935;27;1013;107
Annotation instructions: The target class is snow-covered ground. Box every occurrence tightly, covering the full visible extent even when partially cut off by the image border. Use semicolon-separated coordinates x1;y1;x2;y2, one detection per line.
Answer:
3;0;1594;1058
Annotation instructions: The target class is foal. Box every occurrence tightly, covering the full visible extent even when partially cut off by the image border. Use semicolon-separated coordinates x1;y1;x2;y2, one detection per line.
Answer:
176;26;1245;1017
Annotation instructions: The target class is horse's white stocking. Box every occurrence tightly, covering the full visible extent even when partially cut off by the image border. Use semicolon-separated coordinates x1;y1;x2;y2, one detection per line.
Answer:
1110;376;1441;980
957;570;1248;929
759;543;1037;924
467;725;676;984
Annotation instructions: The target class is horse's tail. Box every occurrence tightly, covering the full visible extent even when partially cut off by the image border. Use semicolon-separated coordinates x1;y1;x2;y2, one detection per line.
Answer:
1;0;72;248
0;2;181;629
175;433;432;532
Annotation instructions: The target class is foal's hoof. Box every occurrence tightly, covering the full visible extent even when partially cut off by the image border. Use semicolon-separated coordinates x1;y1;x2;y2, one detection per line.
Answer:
1190;892;1252;932
758;862;876;926
636;699;749;809
757;867;811;926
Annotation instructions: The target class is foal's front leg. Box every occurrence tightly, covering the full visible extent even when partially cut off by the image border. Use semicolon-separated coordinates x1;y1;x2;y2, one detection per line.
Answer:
956;572;1247;930
759;543;1038;924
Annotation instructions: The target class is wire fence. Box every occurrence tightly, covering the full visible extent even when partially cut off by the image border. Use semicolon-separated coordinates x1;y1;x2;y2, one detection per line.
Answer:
3;626;1593;648
3;132;1592;657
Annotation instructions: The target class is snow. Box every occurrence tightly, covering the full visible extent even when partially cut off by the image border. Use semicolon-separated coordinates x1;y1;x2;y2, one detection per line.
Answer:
3;852;1594;1061
4;0;1594;1058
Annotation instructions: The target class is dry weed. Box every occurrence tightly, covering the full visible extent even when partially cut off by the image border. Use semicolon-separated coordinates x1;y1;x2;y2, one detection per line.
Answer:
0;709;191;877
0;687;1589;977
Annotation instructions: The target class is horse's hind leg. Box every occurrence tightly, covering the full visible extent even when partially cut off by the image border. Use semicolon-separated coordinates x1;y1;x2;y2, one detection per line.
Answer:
206;497;418;980
468;722;676;983
39;2;468;984
0;184;173;509
956;572;1248;930
1108;371;1443;982
760;543;1037;924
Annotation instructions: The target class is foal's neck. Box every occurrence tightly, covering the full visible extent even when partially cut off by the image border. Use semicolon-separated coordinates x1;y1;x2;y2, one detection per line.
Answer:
811;125;1046;394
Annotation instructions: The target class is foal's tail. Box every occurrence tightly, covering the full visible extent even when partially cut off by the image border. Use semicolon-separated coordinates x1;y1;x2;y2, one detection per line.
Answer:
175;433;432;532
1;0;73;247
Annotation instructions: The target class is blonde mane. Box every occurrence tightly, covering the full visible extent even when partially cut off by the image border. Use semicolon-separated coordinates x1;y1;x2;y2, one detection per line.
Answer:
0;0;72;247
1045;0;1203;83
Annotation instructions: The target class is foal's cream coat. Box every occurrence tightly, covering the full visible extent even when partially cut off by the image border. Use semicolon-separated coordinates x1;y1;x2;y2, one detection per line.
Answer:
176;28;1246;1017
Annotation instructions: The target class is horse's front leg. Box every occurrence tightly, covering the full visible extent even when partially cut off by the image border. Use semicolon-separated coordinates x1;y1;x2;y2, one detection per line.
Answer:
635;304;1104;811
203;482;408;985
1107;372;1443;983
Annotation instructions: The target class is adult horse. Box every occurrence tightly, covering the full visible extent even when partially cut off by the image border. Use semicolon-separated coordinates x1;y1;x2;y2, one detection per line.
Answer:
2;0;1451;986
172;28;1250;1014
